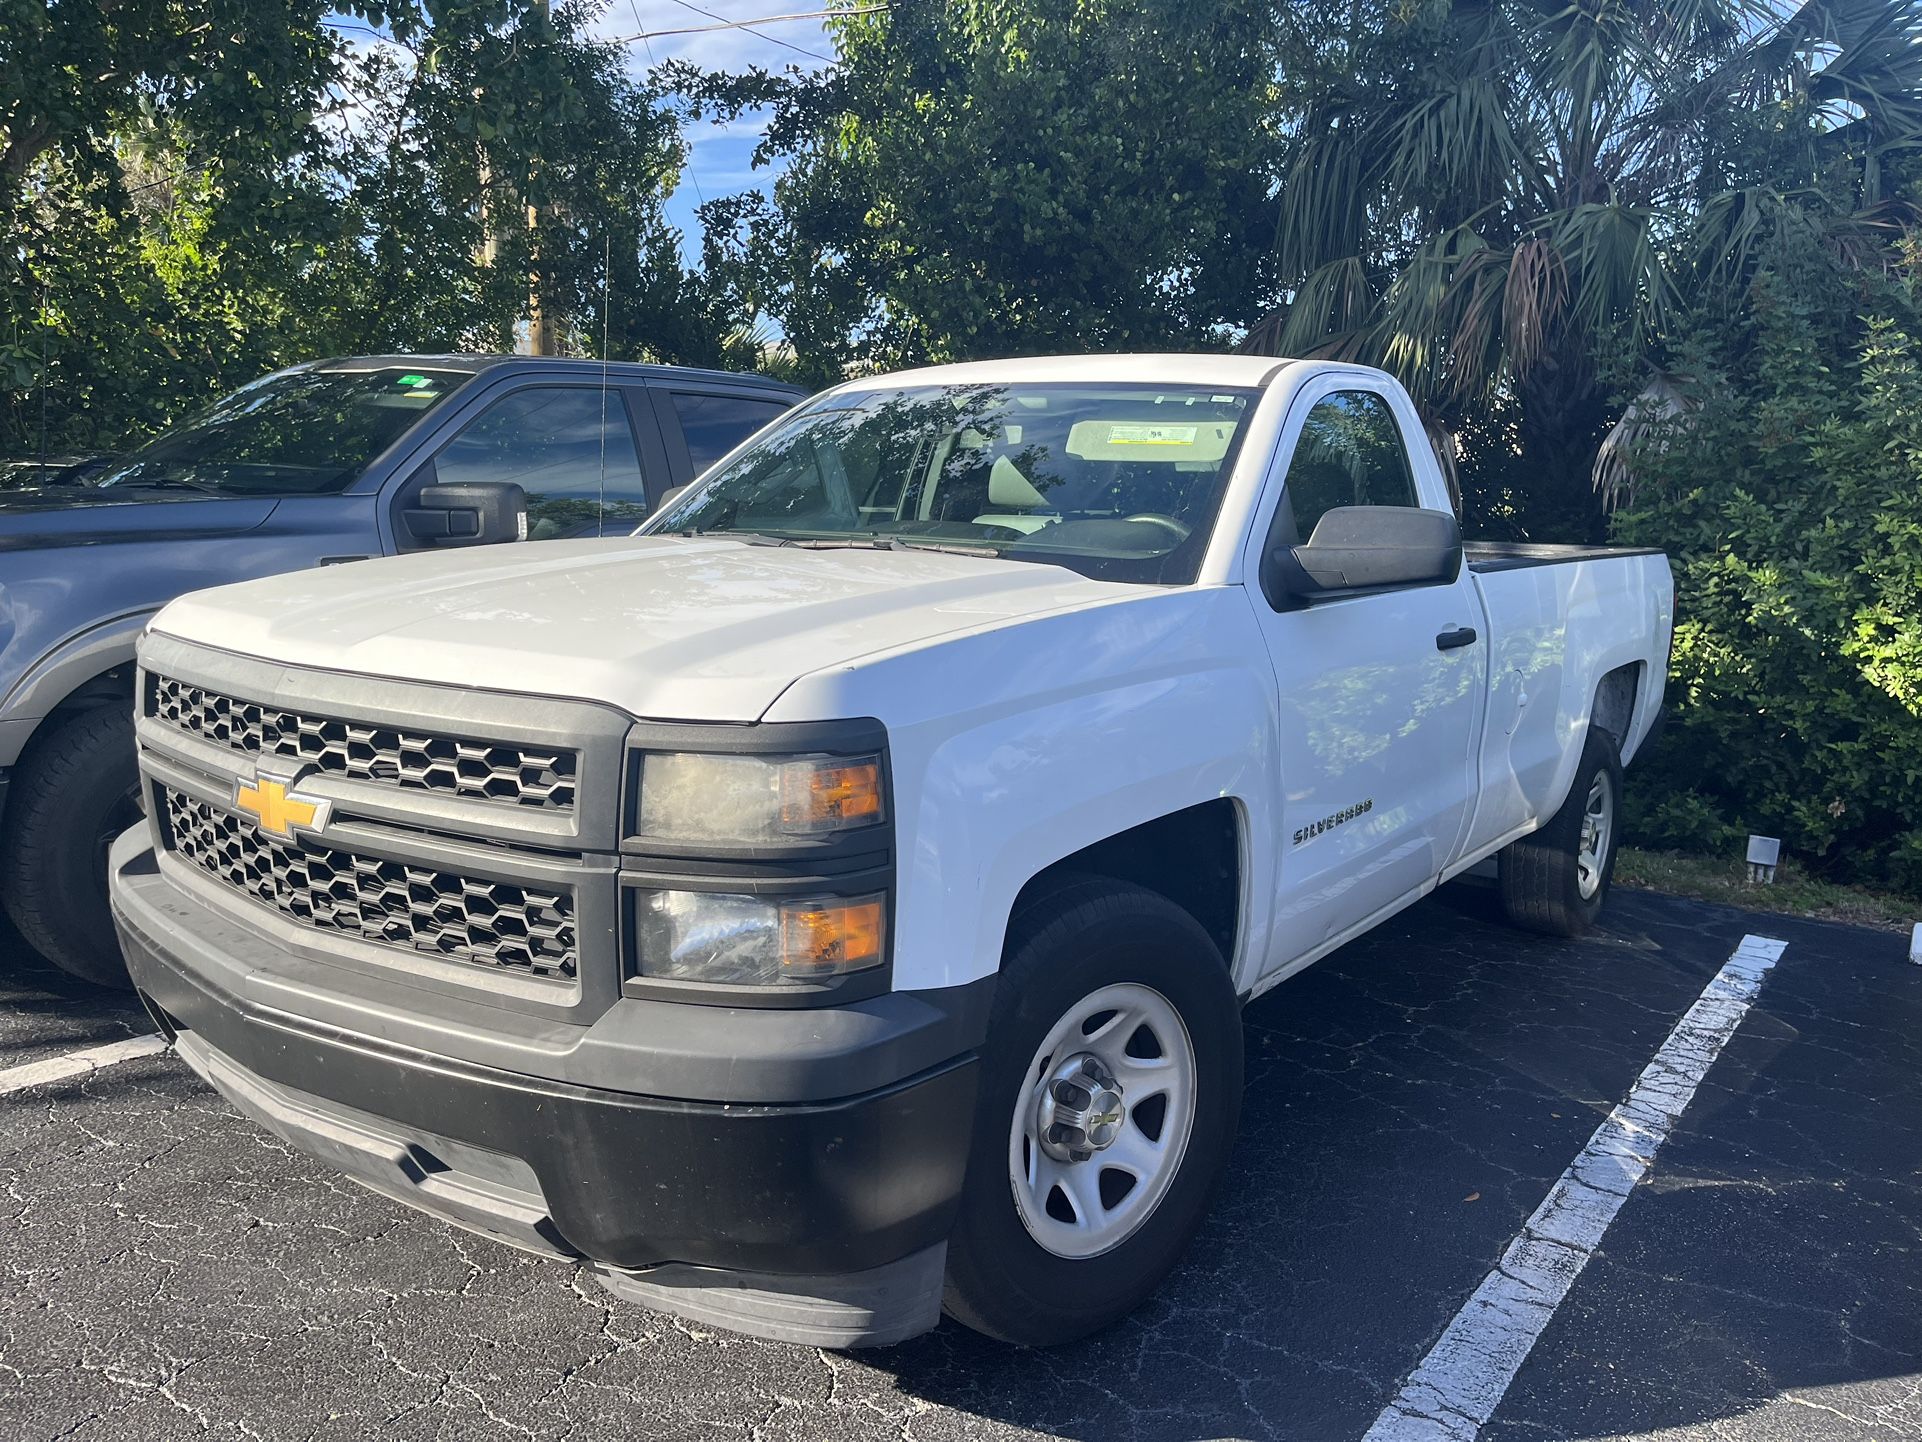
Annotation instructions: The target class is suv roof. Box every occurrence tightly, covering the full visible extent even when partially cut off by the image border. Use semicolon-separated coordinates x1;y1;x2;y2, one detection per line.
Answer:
304;355;804;395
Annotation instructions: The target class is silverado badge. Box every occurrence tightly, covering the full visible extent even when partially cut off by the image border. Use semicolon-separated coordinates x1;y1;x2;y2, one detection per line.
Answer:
234;771;330;839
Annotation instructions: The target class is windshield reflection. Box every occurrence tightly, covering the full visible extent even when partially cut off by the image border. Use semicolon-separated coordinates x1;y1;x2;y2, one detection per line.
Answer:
96;365;467;498
649;382;1256;585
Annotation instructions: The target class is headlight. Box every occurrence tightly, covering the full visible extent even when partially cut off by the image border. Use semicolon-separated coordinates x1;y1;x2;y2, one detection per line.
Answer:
636;888;887;985
636;752;885;844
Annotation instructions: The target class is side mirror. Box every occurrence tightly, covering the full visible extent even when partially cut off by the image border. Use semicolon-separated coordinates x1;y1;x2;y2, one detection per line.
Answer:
403;481;527;548
657;483;692;512
1268;505;1461;601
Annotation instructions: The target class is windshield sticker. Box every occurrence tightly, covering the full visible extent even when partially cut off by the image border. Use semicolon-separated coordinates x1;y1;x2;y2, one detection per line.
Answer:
1106;424;1200;445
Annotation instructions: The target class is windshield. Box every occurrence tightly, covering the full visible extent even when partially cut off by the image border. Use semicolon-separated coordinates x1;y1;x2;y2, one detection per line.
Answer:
647;382;1259;584
95;365;468;497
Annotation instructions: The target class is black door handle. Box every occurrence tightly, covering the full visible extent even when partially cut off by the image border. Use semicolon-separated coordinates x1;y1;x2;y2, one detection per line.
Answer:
1436;626;1479;651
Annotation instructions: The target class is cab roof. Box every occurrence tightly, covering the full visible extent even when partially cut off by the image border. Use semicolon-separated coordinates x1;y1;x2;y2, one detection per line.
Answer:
304;355;804;394
835;353;1307;392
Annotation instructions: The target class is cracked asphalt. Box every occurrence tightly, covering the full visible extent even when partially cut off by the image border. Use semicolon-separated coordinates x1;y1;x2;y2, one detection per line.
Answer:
0;885;1916;1441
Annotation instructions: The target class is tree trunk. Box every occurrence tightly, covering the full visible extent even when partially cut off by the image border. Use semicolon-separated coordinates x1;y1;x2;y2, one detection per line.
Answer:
1515;355;1611;544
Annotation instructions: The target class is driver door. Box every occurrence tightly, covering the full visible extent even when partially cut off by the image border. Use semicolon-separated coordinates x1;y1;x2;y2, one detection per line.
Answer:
1251;384;1488;977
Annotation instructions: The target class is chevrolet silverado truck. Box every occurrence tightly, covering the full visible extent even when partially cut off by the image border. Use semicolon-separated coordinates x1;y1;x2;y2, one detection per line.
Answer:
109;355;1672;1349
0;356;800;984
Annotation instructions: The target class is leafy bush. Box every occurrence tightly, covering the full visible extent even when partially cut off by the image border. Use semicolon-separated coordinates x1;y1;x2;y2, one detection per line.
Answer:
1611;234;1922;897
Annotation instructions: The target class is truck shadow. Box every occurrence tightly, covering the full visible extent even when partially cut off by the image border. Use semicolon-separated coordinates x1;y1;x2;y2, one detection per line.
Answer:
0;910;155;1058
864;887;1921;1442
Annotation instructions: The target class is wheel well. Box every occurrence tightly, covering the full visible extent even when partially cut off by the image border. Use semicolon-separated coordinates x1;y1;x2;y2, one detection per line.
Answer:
1009;799;1241;969
1591;662;1642;752
16;665;135;766
47;665;135;719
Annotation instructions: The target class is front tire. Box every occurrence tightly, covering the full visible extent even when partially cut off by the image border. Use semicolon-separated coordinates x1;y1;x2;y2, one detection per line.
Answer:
1499;726;1623;938
1;706;143;987
942;878;1243;1346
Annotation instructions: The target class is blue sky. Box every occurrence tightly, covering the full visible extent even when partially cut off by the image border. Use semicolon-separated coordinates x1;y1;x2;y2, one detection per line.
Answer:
585;0;837;258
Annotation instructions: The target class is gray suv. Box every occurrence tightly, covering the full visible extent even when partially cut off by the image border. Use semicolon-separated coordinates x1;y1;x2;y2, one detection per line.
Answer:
0;355;802;985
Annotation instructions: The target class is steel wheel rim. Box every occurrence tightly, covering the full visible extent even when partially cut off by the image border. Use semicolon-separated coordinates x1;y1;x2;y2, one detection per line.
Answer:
1577;770;1613;900
91;784;144;895
1007;982;1197;1260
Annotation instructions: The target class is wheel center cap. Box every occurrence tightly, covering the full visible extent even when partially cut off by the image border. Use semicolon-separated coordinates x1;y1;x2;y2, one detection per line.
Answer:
1037;1053;1125;1163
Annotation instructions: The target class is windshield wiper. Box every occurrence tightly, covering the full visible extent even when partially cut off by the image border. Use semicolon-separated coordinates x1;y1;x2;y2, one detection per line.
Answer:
679;529;807;547
691;531;886;550
111;477;225;497
685;529;1005;559
878;535;1005;558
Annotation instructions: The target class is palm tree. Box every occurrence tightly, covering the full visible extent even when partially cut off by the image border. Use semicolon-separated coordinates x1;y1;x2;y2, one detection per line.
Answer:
1246;0;1922;537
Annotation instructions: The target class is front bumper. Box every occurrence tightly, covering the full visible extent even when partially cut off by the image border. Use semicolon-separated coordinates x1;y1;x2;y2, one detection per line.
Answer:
111;833;981;1346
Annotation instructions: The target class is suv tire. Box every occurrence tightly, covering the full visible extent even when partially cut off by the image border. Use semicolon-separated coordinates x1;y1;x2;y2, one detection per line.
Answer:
2;706;142;987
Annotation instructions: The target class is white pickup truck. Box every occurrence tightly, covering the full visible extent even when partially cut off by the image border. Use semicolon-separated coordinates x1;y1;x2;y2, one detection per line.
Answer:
110;355;1673;1349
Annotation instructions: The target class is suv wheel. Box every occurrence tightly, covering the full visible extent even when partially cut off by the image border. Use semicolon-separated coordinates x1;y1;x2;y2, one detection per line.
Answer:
1;706;142;987
942;877;1242;1346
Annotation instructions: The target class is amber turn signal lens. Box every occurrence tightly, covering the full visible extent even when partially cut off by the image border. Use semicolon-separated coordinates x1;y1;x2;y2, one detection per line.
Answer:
780;897;886;975
780;759;884;832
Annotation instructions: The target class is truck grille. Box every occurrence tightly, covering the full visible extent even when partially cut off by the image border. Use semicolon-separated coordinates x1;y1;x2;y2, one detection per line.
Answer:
161;788;577;978
149;674;577;811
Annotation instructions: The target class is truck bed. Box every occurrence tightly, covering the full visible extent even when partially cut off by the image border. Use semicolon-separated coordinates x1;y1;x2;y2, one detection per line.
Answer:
1464;541;1665;574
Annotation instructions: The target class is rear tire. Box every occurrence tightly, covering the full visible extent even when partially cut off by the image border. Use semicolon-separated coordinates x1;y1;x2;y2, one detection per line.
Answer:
1;706;142;988
942;877;1243;1346
1499;727;1622;938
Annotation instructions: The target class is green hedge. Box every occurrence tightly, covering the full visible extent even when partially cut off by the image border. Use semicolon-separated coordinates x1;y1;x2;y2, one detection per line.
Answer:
1611;237;1922;898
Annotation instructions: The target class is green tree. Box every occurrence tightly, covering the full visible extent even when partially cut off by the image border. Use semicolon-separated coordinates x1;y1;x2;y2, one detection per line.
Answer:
1612;230;1922;894
689;0;1280;381
1249;0;1922;540
3;0;693;455
0;0;351;200
328;0;685;355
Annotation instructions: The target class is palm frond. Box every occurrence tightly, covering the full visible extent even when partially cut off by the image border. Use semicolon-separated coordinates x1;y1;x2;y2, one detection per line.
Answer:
1546;202;1671;348
1376;74;1542;216
1594;372;1692;511
1501;234;1568;377
1273;255;1375;356
1272;121;1372;282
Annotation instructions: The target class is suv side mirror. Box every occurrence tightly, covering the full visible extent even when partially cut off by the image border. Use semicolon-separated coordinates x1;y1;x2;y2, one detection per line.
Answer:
1268;505;1461;601
403;481;527;548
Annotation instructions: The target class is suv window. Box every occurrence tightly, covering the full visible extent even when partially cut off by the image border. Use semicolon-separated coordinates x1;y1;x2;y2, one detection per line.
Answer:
434;386;648;539
670;392;794;475
1281;390;1418;539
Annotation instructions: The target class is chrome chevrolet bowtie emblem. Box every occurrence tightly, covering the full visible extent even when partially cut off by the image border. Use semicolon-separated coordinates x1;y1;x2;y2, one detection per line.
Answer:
233;770;331;838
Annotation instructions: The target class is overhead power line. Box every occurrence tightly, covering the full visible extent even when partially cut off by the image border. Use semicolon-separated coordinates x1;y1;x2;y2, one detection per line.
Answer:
662;0;833;63
607;4;889;45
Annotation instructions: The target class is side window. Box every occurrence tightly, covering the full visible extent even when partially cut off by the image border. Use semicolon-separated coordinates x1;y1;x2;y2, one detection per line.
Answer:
670;392;794;475
434;387;648;540
1281;390;1418;540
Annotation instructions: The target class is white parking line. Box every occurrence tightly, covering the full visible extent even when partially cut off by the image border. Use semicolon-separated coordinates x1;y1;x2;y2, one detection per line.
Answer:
0;1033;171;1096
1361;932;1789;1442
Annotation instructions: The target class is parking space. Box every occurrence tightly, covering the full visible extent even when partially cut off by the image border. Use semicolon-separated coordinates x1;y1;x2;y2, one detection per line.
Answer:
0;919;154;1079
0;886;1915;1441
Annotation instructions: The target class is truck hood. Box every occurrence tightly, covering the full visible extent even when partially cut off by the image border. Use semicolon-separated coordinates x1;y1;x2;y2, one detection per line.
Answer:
0;491;278;548
150;535;1126;721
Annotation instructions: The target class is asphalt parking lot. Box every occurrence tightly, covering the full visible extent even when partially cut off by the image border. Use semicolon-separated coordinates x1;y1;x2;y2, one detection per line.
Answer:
1;884;1916;1442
